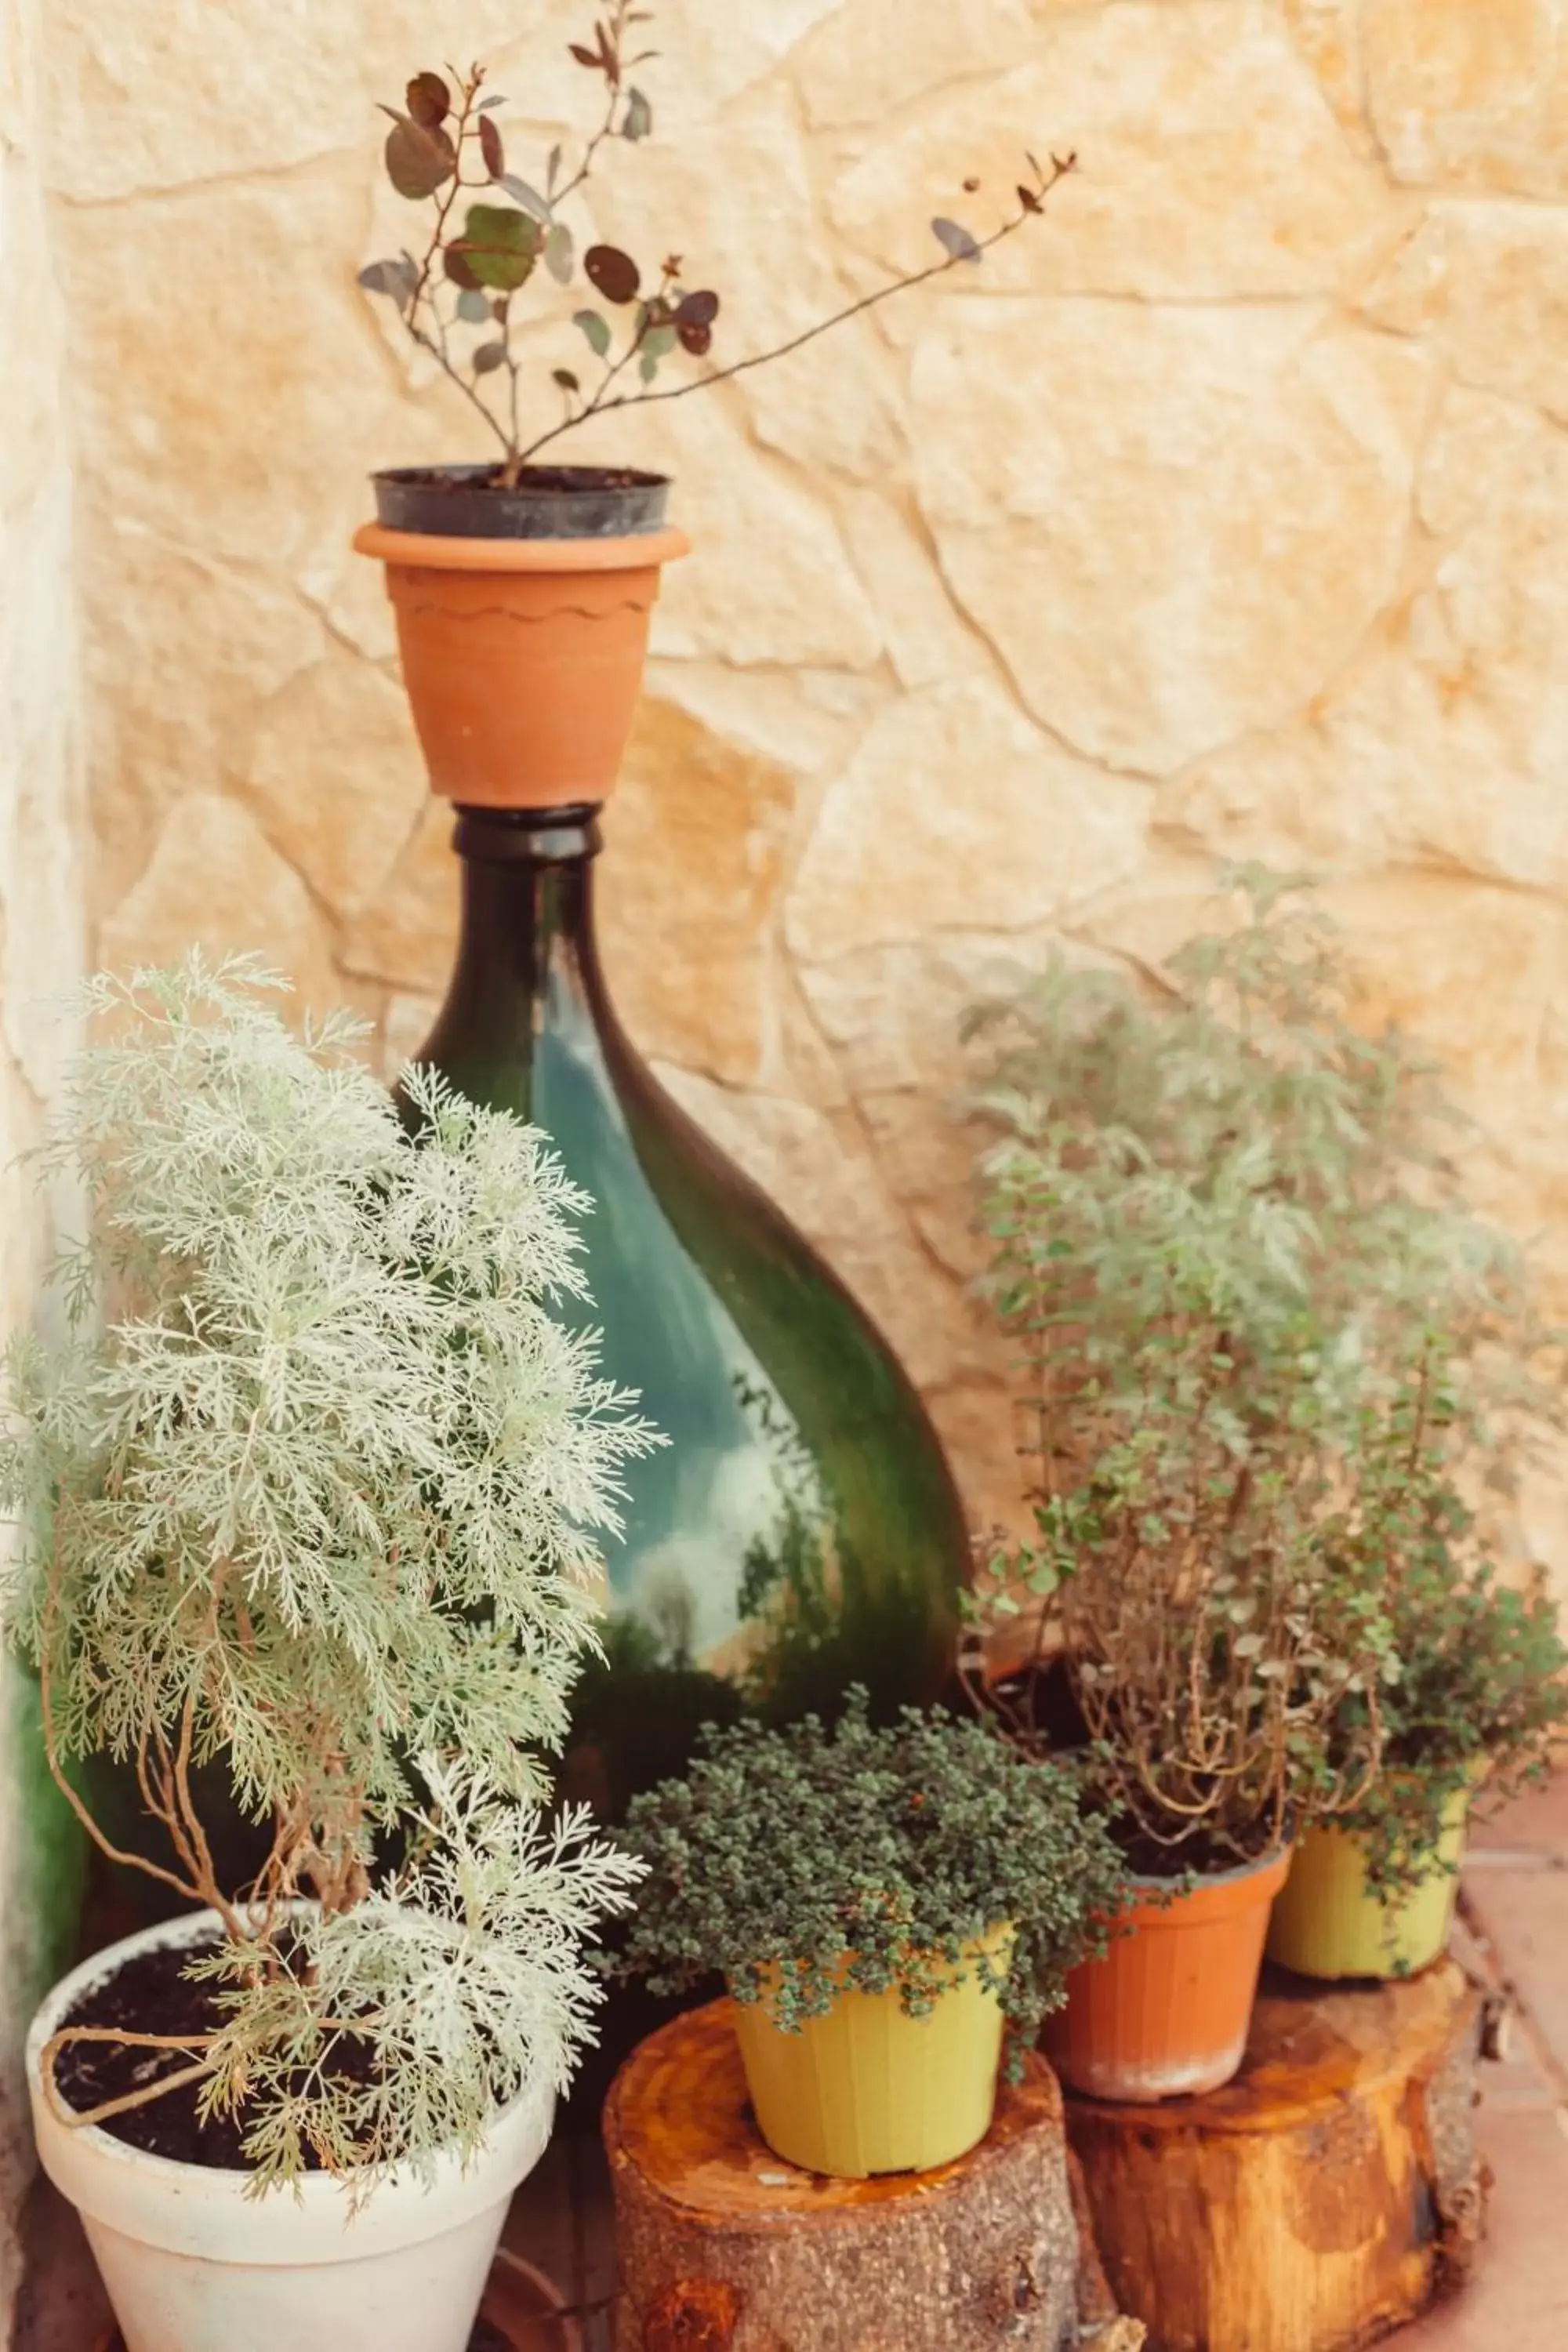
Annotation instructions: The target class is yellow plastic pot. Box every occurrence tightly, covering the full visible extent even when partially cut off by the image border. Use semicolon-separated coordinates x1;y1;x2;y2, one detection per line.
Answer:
731;1932;1011;2179
1266;1784;1472;1980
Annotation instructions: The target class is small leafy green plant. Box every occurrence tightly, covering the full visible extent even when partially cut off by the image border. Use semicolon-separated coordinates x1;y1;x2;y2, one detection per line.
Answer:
1312;1376;1568;1905
615;1692;1130;2060
358;5;1075;481
2;957;661;2188
966;870;1563;1870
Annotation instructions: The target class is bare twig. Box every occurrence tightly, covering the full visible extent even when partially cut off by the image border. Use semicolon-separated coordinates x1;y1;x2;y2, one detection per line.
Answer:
550;0;636;208
38;1647;205;1914
38;2027;221;2133
515;156;1077;465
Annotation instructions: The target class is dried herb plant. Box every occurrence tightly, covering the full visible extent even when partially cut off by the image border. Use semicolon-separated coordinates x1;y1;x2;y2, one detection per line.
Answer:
2;958;659;2187
965;870;1562;1870
358;8;1075;480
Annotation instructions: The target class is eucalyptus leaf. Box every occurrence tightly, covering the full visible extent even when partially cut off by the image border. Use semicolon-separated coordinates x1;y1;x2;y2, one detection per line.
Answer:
405;71;450;129
384;116;456;201
931;216;982;263
499;172;551;223
545;223;575;288
458;204;540;292
358;257;418;307
584;244;640;305
574;308;612;360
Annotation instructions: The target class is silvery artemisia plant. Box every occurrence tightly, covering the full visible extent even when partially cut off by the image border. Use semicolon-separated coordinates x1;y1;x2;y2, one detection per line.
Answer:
1;957;658;2187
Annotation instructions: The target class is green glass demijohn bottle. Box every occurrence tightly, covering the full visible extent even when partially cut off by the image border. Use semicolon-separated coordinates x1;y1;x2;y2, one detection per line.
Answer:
360;465;970;1814
412;800;966;1811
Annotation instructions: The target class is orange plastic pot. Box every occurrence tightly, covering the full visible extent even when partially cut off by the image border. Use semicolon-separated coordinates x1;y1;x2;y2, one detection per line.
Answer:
353;521;689;809
1044;1843;1292;2102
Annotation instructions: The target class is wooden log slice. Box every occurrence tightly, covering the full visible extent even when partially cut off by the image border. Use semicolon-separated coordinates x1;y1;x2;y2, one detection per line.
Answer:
1065;1958;1485;2352
604;1994;1141;2352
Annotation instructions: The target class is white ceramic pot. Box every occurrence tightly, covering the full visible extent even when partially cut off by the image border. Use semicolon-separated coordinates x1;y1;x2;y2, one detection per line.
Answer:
27;1911;555;2352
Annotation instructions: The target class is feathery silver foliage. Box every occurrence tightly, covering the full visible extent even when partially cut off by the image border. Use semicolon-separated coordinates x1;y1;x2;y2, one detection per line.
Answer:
1;955;656;2186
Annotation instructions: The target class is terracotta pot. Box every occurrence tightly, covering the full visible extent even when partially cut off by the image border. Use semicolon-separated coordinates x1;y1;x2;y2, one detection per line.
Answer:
1044;1844;1292;2102
354;468;688;811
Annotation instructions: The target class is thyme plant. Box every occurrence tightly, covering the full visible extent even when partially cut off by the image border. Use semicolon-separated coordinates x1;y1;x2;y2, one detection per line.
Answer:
1312;1377;1568;1906
616;1693;1129;2062
2;957;659;2186
358;7;1076;480
966;871;1561;1868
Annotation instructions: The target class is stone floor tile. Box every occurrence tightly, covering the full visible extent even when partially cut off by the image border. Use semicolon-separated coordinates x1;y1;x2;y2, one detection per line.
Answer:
1470;1769;1568;1864
1392;2104;1568;2349
1462;1867;1568;2085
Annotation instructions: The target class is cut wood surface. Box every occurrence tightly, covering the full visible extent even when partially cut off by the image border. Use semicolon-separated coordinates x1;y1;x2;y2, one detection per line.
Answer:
1066;1958;1486;2352
604;1995;1140;2351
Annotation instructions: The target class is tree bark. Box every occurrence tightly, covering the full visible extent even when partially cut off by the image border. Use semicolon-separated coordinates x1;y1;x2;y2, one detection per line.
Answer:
1065;1959;1485;2352
605;1997;1138;2352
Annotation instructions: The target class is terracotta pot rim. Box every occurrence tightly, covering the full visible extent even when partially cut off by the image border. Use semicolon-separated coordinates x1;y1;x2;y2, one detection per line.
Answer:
352;521;691;575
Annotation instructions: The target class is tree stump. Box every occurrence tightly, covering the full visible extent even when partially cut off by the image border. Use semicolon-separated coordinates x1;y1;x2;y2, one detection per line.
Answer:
604;1996;1140;2352
1065;1959;1486;2352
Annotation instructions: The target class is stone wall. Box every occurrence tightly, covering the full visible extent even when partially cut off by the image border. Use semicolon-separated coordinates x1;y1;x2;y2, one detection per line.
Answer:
38;0;1568;1575
0;0;89;2327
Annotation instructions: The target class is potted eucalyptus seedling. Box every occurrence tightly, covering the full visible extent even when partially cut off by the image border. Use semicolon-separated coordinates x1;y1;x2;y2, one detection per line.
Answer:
1269;1379;1568;1979
3;959;657;2352
353;5;1075;812
965;871;1555;2096
615;1692;1127;2177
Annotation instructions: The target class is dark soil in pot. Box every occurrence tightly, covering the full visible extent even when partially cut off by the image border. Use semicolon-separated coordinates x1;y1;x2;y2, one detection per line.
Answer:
372;462;670;540
55;1935;381;2169
1110;1823;1287;1880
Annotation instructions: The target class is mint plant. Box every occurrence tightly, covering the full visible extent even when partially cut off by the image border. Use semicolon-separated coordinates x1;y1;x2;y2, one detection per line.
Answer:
2;958;659;2185
358;6;1075;481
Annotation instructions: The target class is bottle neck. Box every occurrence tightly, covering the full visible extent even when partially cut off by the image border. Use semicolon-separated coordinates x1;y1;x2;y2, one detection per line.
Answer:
442;802;608;1037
